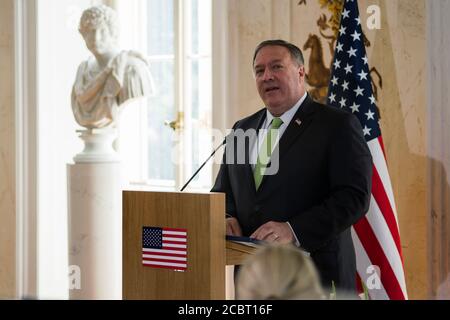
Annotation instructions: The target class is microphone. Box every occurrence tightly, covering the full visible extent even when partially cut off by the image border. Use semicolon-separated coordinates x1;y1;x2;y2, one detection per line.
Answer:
180;137;227;192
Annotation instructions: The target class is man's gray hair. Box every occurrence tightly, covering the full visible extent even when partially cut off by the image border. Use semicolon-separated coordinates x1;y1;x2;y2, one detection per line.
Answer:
253;39;304;66
79;5;119;39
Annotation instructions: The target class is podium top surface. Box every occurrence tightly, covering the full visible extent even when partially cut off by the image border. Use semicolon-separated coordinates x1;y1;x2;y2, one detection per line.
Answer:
122;189;225;196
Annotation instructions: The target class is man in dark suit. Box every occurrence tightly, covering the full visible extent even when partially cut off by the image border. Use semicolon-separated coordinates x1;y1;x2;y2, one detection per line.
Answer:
211;40;372;293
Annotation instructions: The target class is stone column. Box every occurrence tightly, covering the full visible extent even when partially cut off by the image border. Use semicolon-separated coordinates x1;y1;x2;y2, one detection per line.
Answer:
67;129;122;299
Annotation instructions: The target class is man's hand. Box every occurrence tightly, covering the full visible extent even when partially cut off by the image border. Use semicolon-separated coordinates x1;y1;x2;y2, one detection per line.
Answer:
250;221;294;244
226;217;243;236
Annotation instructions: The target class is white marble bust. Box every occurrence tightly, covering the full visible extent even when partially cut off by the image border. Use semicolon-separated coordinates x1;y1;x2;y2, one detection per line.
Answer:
71;5;154;129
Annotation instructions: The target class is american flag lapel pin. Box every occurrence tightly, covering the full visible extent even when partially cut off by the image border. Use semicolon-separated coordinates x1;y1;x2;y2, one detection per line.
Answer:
295;118;302;126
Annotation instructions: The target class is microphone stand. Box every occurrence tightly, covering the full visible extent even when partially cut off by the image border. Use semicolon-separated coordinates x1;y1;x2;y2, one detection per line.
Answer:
180;139;226;192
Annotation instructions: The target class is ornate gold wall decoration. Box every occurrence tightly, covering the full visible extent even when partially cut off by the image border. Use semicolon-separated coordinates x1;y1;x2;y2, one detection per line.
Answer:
300;0;382;105
317;0;344;37
303;33;330;103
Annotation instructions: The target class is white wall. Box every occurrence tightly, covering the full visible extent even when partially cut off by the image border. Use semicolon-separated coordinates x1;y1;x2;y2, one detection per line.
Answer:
37;0;97;299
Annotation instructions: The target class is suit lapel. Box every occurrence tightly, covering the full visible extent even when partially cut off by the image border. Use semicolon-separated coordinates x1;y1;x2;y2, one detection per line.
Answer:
257;95;318;191
236;109;266;194
278;95;317;161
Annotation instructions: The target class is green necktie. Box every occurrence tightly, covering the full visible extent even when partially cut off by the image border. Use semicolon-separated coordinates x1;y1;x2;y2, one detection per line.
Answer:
254;117;283;190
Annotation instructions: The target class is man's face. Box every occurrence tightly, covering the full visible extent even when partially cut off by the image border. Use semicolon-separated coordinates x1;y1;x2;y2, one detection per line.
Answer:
253;45;305;116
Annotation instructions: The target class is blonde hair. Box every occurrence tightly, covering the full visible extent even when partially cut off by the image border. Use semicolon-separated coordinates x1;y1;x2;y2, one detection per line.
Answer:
236;244;325;300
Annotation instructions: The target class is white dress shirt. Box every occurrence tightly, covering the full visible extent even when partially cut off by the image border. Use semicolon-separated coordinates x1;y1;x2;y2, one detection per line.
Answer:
250;93;307;169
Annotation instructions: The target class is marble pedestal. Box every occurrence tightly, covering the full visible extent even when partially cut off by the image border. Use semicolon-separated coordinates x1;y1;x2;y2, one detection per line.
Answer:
67;162;122;299
67;129;122;299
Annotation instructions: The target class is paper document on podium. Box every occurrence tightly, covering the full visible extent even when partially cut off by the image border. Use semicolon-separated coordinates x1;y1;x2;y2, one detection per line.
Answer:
226;235;265;248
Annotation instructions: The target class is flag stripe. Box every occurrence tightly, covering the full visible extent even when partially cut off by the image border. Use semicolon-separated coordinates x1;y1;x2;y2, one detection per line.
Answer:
377;136;387;159
163;228;187;234
355;272;364;296
162;236;187;242
163;239;187;244
162;232;187;238
143;260;187;268
163;243;187;249
142;254;187;261
142;249;186;257
142;261;187;269
142;257;188;264
142;248;187;255
353;218;405;300
369;138;399;225
371;164;403;256
351;228;390;300
159;246;186;252
366;195;408;297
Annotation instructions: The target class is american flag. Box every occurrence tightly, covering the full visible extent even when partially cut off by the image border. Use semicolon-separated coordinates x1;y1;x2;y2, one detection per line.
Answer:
142;227;187;271
327;0;407;299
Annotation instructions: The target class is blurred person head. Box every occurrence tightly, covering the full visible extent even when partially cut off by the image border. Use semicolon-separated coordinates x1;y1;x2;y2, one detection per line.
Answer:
236;244;325;300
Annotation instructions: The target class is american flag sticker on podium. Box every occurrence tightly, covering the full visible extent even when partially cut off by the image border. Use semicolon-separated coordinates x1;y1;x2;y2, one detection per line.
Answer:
142;226;188;271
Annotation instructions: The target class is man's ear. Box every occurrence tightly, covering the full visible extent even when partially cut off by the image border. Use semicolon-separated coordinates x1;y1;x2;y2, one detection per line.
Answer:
298;65;306;78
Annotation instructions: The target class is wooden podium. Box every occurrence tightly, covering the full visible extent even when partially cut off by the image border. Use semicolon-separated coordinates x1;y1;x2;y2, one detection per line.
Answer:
122;190;256;300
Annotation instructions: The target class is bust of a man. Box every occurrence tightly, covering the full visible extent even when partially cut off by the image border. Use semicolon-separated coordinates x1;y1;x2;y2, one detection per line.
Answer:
71;5;154;129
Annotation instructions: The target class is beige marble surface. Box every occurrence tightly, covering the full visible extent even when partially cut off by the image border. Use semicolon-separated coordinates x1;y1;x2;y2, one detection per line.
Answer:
0;0;16;298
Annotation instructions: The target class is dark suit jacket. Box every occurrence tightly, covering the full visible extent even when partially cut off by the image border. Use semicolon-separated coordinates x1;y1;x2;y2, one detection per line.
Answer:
211;95;373;291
